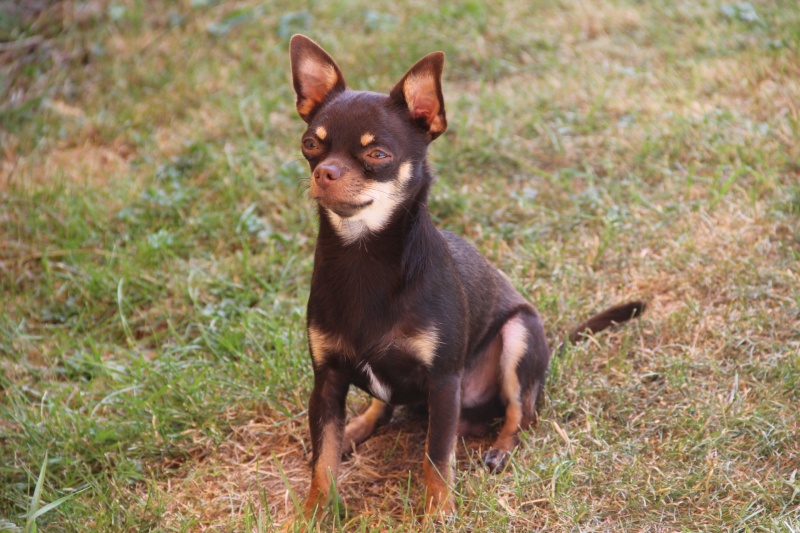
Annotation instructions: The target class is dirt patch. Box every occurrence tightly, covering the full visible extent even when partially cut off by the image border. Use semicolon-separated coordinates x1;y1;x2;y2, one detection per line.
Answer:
1;127;134;190
138;405;500;531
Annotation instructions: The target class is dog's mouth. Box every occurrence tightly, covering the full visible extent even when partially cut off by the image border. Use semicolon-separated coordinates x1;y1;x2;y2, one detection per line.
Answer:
317;198;374;218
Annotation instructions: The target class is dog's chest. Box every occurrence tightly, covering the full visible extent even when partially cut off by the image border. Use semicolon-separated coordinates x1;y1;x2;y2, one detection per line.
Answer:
352;355;429;404
308;324;439;404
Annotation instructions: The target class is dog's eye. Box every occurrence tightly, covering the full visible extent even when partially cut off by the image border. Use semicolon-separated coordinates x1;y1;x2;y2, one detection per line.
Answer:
368;149;389;159
303;138;318;151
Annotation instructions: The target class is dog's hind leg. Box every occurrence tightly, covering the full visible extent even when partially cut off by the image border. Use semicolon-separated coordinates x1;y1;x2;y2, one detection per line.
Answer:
343;398;394;453
482;312;549;472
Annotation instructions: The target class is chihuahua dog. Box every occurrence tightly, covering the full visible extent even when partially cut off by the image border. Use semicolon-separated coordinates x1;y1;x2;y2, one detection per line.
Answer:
289;34;643;521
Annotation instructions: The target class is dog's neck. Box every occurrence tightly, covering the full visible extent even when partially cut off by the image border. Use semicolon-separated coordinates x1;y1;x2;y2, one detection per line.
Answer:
309;165;441;336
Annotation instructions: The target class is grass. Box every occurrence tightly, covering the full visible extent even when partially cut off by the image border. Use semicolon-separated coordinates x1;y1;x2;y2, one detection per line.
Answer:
1;0;799;530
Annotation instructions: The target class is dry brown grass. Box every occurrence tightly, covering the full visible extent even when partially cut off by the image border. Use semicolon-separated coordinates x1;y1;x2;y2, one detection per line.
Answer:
135;402;509;530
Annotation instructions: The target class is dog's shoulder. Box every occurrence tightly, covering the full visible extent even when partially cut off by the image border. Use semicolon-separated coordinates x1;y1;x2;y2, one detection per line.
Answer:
439;230;527;306
439;230;505;289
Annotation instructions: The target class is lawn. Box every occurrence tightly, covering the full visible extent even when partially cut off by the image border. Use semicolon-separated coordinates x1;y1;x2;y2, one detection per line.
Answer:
1;0;799;531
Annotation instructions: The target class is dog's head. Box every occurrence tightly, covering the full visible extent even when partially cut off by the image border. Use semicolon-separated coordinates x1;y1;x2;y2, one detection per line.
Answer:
290;35;446;244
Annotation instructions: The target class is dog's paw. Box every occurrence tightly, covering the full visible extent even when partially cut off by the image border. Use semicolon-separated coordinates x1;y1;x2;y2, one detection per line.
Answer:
340;437;357;458
481;448;511;473
341;426;366;458
422;493;456;531
343;417;374;452
280;516;310;533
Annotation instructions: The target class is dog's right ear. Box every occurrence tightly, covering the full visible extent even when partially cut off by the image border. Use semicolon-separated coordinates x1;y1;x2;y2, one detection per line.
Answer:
290;35;346;123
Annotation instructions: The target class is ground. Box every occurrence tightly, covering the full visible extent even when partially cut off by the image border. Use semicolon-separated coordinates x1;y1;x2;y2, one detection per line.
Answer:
1;0;799;531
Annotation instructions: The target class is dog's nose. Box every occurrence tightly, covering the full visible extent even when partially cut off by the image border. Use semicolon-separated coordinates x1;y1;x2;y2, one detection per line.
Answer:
313;163;342;189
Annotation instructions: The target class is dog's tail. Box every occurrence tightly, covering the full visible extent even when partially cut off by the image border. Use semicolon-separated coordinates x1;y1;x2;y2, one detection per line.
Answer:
557;300;645;355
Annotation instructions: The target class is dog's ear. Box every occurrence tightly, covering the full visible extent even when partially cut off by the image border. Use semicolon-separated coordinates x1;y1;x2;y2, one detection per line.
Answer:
390;52;447;139
290;35;346;123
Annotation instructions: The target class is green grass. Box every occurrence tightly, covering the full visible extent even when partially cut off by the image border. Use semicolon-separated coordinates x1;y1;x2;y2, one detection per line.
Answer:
2;0;799;531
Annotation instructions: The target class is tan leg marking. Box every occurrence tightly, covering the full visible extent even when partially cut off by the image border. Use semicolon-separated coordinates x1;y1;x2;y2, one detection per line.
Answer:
343;398;392;450
394;326;439;367
304;422;342;518
423;451;455;515
307;325;349;367
493;401;523;453
494;316;529;453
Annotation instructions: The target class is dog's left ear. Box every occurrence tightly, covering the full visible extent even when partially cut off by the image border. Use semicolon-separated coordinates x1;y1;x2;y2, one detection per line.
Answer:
390;52;447;140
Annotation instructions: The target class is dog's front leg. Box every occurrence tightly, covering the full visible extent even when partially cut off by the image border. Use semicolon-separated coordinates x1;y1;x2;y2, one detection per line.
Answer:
303;365;349;521
423;373;461;516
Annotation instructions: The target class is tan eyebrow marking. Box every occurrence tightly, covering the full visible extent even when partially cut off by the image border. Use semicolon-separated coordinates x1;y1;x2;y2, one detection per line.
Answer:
360;133;374;146
315;126;327;140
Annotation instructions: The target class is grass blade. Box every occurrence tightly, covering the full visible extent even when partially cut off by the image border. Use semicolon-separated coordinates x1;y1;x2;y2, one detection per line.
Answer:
24;453;47;533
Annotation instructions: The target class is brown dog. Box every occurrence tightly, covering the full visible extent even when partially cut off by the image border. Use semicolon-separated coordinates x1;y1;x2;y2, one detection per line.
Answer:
289;34;643;523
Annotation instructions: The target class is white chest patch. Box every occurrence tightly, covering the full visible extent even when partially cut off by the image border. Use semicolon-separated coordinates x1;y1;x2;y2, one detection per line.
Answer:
325;161;412;245
362;363;392;403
